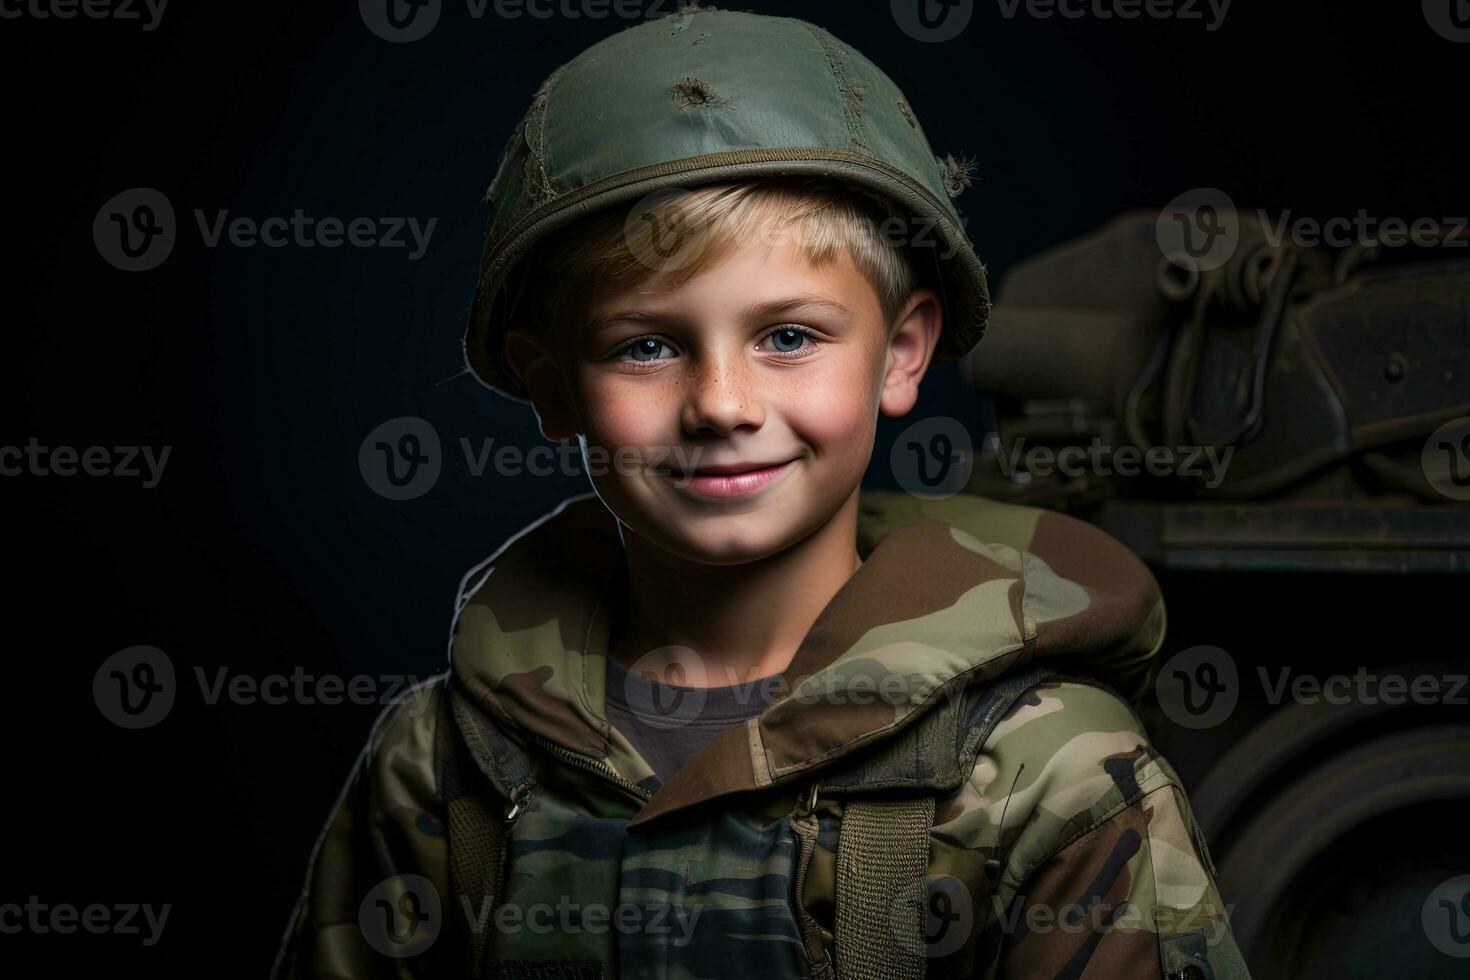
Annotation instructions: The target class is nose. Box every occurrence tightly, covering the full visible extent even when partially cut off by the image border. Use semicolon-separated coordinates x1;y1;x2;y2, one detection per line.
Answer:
679;341;766;438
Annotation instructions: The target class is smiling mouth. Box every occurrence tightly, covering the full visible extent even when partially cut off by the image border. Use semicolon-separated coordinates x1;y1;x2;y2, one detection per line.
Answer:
658;459;799;498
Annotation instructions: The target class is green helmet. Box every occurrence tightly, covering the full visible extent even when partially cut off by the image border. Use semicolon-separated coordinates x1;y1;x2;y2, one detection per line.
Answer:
463;5;988;402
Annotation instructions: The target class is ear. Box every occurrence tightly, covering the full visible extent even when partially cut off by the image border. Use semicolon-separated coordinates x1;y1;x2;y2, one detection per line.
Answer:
878;287;943;417
503;327;579;442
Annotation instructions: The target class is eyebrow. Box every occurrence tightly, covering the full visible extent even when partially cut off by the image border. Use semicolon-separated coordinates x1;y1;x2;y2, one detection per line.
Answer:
584;294;852;337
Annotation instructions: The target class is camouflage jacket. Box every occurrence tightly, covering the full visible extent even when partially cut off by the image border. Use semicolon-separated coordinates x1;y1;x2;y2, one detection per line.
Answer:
274;490;1251;980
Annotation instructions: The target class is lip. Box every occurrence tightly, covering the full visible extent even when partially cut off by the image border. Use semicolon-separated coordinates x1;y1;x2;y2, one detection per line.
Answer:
662;459;798;498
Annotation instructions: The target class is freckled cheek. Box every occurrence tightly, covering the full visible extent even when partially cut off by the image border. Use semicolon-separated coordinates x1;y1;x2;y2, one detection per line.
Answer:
781;361;880;449
575;373;679;451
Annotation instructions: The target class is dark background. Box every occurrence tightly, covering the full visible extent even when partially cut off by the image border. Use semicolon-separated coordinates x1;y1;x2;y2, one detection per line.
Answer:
3;0;1465;974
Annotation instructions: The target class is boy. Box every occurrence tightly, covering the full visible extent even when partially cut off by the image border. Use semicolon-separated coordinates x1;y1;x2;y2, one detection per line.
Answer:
275;7;1250;979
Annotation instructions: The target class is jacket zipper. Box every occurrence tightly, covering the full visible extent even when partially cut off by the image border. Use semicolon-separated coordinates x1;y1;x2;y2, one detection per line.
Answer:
475;779;533;973
790;783;834;980
524;731;654;804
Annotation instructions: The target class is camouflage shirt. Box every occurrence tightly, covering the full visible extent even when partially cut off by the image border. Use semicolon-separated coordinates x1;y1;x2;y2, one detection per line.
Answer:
274;490;1251;979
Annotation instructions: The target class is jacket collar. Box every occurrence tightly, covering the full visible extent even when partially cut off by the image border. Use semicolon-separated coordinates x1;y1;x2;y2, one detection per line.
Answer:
449;491;1165;827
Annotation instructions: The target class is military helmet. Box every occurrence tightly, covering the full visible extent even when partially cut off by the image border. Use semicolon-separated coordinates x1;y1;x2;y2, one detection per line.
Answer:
463;5;987;402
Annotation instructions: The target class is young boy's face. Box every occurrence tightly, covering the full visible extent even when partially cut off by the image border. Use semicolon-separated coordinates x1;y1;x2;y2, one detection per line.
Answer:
510;232;941;566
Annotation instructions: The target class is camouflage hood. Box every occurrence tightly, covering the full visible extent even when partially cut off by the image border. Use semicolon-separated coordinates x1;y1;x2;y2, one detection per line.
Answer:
448;490;1165;827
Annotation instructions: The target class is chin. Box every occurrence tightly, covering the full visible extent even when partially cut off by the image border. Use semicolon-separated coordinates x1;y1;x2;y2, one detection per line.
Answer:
602;487;804;566
646;509;806;566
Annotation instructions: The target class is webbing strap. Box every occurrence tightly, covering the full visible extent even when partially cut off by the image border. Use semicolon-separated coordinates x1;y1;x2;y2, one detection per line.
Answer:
833;795;936;980
448;792;504;979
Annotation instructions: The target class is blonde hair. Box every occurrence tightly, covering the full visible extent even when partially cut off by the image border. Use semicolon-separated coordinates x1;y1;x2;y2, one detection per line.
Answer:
506;178;925;361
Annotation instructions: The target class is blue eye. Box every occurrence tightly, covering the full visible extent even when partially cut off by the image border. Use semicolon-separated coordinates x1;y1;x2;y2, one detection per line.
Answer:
622;337;672;362
770;327;804;352
615;326;818;365
765;325;817;357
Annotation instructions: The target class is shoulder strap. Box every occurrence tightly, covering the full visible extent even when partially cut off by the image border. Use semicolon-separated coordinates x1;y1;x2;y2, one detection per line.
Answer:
830;663;1062;980
834;794;936;980
448;791;504;978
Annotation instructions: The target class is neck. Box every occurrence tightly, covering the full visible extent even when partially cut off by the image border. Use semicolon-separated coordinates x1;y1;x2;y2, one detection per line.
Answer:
607;491;865;688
